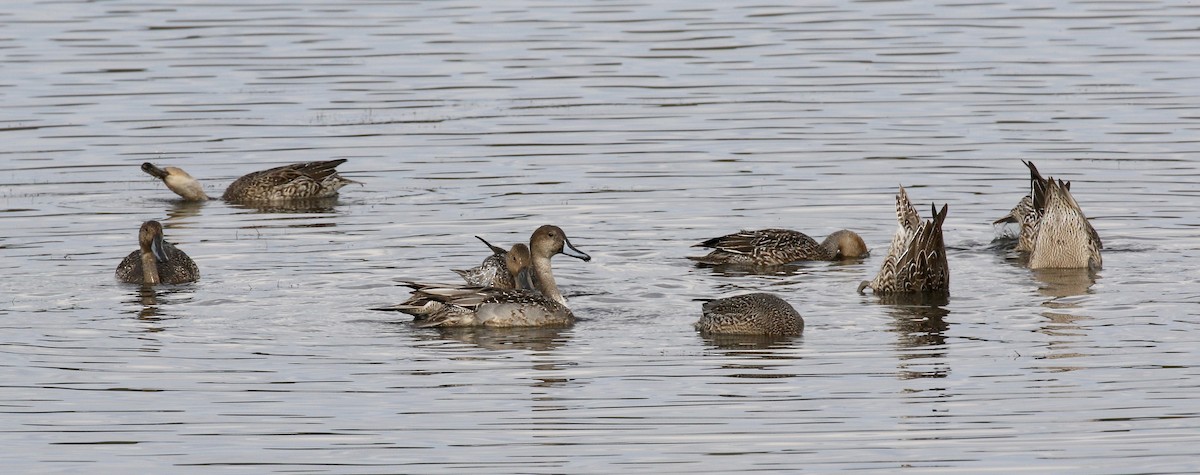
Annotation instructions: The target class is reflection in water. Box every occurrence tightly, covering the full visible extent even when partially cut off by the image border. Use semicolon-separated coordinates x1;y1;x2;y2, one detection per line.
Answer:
1037;310;1091;373
228;197;343;214
165;200;206;222
1030;269;1096;372
1031;268;1097;299
698;332;801;351
413;325;572;353
133;285;160;321
697;333;803;380
123;285;192;334
881;294;950;380
693;262;809;277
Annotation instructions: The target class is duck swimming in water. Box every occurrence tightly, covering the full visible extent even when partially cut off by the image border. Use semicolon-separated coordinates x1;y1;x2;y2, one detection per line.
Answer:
694;293;804;336
141;159;358;203
453;236;534;290
389;225;591;327
997;161;1102;270
858;187;949;295
115;220;199;285
689;228;869;266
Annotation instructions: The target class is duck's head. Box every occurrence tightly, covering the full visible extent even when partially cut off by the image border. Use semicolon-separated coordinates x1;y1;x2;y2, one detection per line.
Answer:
530;225;591;262
138;220;169;263
824;229;869;259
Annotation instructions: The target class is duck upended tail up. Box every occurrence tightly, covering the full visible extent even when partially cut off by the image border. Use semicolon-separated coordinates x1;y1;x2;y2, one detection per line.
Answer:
1007;161;1102;270
688;228;868;266
858;187;949;296
390;225;590;327
115;220;199;285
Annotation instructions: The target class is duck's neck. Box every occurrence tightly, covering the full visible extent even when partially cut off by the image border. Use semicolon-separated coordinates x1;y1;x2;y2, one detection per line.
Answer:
140;250;161;285
167;175;208;201
530;255;567;306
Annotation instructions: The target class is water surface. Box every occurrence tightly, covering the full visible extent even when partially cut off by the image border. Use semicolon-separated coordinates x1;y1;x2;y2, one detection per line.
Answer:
3;0;1200;473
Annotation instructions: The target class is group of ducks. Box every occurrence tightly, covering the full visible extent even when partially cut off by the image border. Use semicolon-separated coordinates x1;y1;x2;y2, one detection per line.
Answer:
117;160;1102;337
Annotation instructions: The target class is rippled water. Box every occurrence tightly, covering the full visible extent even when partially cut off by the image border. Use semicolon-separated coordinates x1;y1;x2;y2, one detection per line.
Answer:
3;0;1200;472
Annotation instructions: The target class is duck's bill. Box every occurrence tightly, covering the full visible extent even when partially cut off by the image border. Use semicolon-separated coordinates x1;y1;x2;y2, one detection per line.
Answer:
141;162;168;179
561;238;591;262
150;235;170;263
514;268;535;291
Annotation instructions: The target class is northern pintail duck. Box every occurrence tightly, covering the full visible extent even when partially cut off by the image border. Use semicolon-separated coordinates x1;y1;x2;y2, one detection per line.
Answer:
453;236;534;290
392;225;591;327
858;187;949;295
689;228;868;266
997;161;1102;269
694;293;804;336
141;159;357;202
115;220;199;285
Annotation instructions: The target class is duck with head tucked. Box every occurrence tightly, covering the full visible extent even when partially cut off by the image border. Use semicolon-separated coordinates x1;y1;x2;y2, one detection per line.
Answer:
141;159;358;203
689;228;869;266
115;220;199;285
858;186;949;295
996;161;1102;270
695;293;804;336
391;225;590;327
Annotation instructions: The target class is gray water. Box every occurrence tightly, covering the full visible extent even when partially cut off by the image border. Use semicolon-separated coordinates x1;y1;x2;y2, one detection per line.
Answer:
3;0;1200;473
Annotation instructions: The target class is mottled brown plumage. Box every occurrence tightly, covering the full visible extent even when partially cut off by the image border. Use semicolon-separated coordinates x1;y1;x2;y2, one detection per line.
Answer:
695;293;804;336
689;228;868;266
115;220;199;285
453;236;534;290
222;159;356;202
858;187;949;295
141;159;357;203
1013;162;1102;269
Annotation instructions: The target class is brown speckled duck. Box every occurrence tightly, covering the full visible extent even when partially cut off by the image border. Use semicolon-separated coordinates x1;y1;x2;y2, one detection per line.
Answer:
115;220;199;285
388;225;590;327
999;161;1102;269
141;159;357;203
688;228;868;266
453;236;534;290
694;293;804;336
858;187;949;295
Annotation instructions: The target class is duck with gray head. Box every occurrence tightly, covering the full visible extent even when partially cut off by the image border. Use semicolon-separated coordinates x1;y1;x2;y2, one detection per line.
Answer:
387;225;591;327
115;220;199;285
689;228;869;266
141;159;358;203
858;186;949;296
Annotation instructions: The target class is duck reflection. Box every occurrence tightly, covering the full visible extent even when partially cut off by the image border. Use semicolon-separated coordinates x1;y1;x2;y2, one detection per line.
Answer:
880;293;950;380
228;197;342;214
1031;267;1097;299
1036;309;1090;373
124;285;192;334
693;262;810;278
165;200;205;222
1032;269;1095;372
698;332;801;351
411;325;571;353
